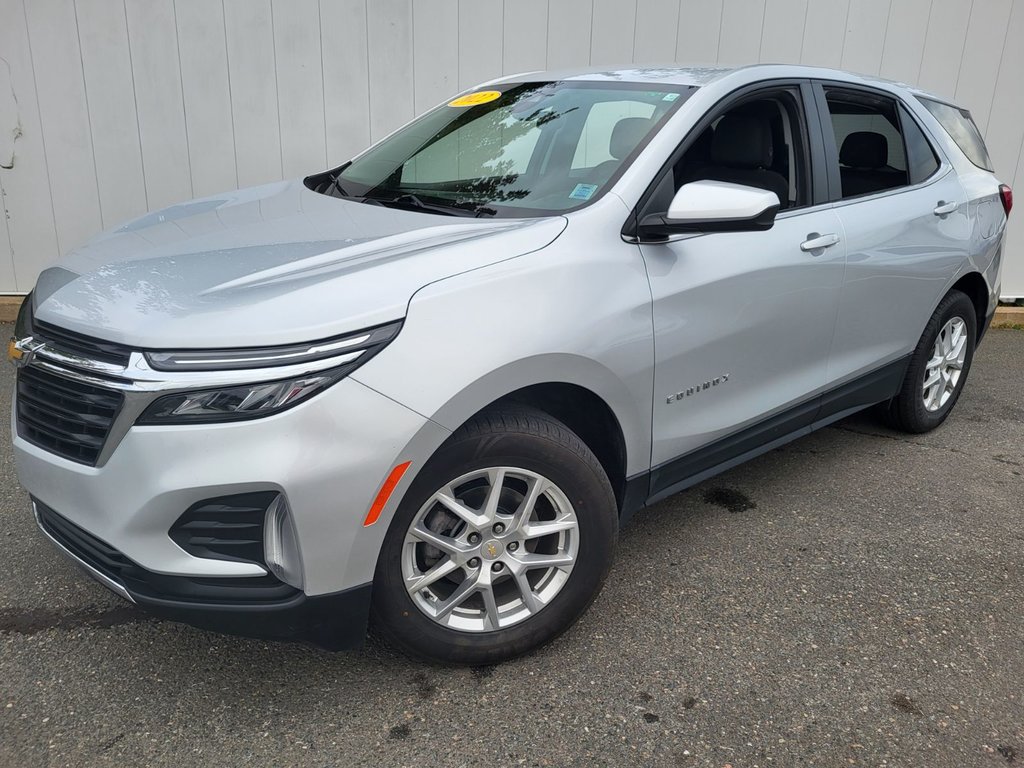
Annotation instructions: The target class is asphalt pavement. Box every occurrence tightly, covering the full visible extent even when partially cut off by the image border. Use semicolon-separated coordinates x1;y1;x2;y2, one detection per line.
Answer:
1;325;1022;768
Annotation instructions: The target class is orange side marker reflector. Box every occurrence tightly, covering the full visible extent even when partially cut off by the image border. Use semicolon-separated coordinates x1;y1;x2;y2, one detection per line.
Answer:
363;461;412;527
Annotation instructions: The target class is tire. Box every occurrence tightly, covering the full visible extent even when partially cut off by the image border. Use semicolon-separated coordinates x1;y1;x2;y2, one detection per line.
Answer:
371;406;618;665
885;289;977;434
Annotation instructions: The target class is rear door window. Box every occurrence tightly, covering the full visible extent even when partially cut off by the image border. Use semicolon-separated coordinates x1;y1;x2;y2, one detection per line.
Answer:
823;88;920;200
917;96;994;171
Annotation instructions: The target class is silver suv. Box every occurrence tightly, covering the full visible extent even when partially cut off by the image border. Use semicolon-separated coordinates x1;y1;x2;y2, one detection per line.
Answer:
10;65;1012;664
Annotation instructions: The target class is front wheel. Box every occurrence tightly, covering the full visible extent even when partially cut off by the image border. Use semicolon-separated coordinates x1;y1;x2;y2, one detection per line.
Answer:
371;407;618;665
885;289;977;433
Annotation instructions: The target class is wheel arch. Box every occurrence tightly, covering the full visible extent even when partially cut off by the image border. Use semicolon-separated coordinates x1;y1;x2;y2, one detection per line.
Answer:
487;383;629;512
421;354;651;516
948;271;990;342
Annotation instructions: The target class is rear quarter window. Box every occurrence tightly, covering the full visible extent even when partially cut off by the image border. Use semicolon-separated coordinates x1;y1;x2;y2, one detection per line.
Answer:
918;97;994;171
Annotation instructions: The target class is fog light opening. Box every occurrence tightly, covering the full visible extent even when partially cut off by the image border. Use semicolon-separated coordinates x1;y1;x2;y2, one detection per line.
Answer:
264;495;304;590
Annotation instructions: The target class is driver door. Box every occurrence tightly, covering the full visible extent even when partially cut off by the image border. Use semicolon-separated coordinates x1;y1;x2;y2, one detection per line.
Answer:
637;83;846;498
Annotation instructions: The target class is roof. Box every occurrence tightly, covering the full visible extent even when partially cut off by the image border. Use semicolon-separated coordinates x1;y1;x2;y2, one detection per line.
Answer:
490;65;737;87
487;64;956;107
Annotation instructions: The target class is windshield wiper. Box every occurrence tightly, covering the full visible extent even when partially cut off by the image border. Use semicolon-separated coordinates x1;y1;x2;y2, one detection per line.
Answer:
425;199;499;217
358;193;501;218
327;170;352;198
361;193;461;216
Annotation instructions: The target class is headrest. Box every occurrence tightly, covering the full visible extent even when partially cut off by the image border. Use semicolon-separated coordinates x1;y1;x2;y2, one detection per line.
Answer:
687;126;715;161
840;132;888;168
710;114;773;169
609;117;653;160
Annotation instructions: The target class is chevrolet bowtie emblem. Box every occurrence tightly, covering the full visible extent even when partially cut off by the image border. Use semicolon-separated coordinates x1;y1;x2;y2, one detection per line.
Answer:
8;337;44;368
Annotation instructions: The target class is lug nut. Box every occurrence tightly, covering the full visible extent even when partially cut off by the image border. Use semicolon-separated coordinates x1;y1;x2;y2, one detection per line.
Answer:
493;523;505;534
491;562;505;572
507;541;519;552
468;557;480;568
468;532;481;544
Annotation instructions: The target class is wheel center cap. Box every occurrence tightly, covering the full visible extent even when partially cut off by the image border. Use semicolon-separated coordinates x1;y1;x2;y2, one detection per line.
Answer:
480;539;504;560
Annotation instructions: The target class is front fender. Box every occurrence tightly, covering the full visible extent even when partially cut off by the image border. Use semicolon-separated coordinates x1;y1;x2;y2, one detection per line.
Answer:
351;231;655;479
419;352;649;478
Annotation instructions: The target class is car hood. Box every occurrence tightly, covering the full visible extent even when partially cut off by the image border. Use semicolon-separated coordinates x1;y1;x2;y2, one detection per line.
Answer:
32;180;567;348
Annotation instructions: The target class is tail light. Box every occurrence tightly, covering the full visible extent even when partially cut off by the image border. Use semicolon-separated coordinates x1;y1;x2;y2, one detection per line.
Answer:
1000;184;1013;217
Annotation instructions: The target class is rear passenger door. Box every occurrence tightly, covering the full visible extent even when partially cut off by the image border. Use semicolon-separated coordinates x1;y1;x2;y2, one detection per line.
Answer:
815;83;970;389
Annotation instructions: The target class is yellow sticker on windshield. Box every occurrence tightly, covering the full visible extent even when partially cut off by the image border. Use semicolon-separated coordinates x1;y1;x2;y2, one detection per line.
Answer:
448;90;502;108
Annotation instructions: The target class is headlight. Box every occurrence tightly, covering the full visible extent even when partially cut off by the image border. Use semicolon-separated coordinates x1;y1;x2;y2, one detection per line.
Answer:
137;372;344;424
137;321;400;424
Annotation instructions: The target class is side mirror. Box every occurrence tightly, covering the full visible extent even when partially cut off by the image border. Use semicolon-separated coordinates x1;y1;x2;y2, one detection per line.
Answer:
637;180;780;240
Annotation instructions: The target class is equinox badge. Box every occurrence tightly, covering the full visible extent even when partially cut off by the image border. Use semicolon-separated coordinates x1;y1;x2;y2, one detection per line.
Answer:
666;374;730;404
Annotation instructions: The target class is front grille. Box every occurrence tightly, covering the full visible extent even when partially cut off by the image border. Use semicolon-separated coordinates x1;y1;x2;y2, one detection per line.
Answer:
35;501;297;604
32;319;133;366
16;366;124;465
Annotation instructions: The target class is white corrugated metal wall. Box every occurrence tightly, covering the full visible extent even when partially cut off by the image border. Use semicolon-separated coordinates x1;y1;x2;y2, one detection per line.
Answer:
1;0;1022;296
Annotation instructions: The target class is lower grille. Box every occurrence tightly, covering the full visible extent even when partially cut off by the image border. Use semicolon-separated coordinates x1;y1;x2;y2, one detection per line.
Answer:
36;498;133;585
16;366;124;465
169;492;277;566
35;501;297;604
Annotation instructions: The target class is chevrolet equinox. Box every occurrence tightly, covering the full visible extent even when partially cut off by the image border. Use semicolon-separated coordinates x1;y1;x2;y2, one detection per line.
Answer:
10;65;1012;664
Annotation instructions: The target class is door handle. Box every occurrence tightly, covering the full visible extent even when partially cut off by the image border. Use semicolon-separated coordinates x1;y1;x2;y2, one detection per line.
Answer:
800;232;840;252
933;200;959;216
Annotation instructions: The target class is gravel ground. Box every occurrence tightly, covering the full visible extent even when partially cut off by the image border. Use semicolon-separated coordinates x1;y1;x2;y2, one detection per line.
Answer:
0;326;1021;768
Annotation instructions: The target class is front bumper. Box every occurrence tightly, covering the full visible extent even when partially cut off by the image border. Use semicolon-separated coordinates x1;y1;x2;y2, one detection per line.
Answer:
34;497;372;648
14;375;451;648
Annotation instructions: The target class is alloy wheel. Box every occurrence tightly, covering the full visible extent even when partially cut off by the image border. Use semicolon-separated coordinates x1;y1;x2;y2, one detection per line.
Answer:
401;467;579;632
922;316;968;412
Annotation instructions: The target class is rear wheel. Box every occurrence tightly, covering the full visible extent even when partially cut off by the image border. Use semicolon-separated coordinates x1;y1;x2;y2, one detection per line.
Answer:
885;290;977;433
371;407;617;665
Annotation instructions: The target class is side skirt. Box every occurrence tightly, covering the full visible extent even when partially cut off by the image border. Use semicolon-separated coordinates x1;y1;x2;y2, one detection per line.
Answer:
620;355;910;521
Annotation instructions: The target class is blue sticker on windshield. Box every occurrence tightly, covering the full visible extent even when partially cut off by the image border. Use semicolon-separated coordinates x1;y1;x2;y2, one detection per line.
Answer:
570;183;598;201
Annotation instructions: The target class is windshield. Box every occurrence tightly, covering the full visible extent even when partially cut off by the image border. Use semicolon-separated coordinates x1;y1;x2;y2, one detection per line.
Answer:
310;81;696;217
